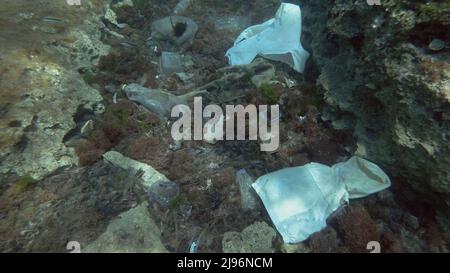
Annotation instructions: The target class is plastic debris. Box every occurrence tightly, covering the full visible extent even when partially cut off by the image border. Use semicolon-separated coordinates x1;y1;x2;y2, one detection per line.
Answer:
147;180;180;209
429;38;446;51
80;120;94;137
236;169;260;211
151;16;198;46
252;156;391;243
214;15;252;33
160;52;184;75
123;83;187;116
226;3;310;73
123;83;206;116
189;241;198;253
66;0;81;6
333;156;391;199
173;0;192;15
175;72;194;83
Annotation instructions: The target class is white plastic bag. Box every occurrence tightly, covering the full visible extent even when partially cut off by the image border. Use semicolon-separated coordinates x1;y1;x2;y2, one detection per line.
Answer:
225;3;310;73
252;156;391;243
333;156;391;199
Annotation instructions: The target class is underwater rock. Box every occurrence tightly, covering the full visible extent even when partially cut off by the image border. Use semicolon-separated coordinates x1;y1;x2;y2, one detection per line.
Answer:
102;151;180;209
0;161;140;252
250;61;276;88
300;0;450;216
84;202;168;253
104;3;127;28
151;16;198;46
222;221;276;253
0;0;109;180
103;151;170;190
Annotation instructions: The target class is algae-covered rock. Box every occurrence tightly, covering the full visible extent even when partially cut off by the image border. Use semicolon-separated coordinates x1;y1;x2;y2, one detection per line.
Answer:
300;0;450;215
222;221;276;253
0;0;109;180
102;151;180;209
84;203;168;253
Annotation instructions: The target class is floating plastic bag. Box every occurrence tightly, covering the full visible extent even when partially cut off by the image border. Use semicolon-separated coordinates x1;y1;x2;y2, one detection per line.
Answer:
252;156;391;244
225;3;310;73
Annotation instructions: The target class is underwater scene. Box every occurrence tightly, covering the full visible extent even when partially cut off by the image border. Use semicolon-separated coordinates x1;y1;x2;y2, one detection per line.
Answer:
0;0;449;254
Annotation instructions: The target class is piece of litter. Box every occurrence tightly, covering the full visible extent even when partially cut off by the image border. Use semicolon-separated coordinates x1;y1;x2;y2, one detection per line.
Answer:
123;83;205;117
333;156;391;199
175;72;193;83
284;77;297;88
173;0;191;15
151;16;198;46
80;120;94;137
252;156;391;243
123;83;186;116
160;52;184;75
226;3;310;73
236;169;260;211
112;92;118;104
189;241;198;253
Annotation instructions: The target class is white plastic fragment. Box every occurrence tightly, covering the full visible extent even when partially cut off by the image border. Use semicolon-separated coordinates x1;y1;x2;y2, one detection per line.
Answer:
80;120;94;137
252;156;391;244
189;241;198;253
226;3;310;73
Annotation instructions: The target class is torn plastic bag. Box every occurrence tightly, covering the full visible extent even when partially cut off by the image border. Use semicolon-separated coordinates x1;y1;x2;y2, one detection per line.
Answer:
252;156;391;244
225;3;310;73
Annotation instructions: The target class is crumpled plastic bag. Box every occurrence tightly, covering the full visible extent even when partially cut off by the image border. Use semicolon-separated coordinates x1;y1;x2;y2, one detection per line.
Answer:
151;16;198;46
225;3;310;73
122;83;206;117
252;156;391;244
333;156;391;199
123;83;187;116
